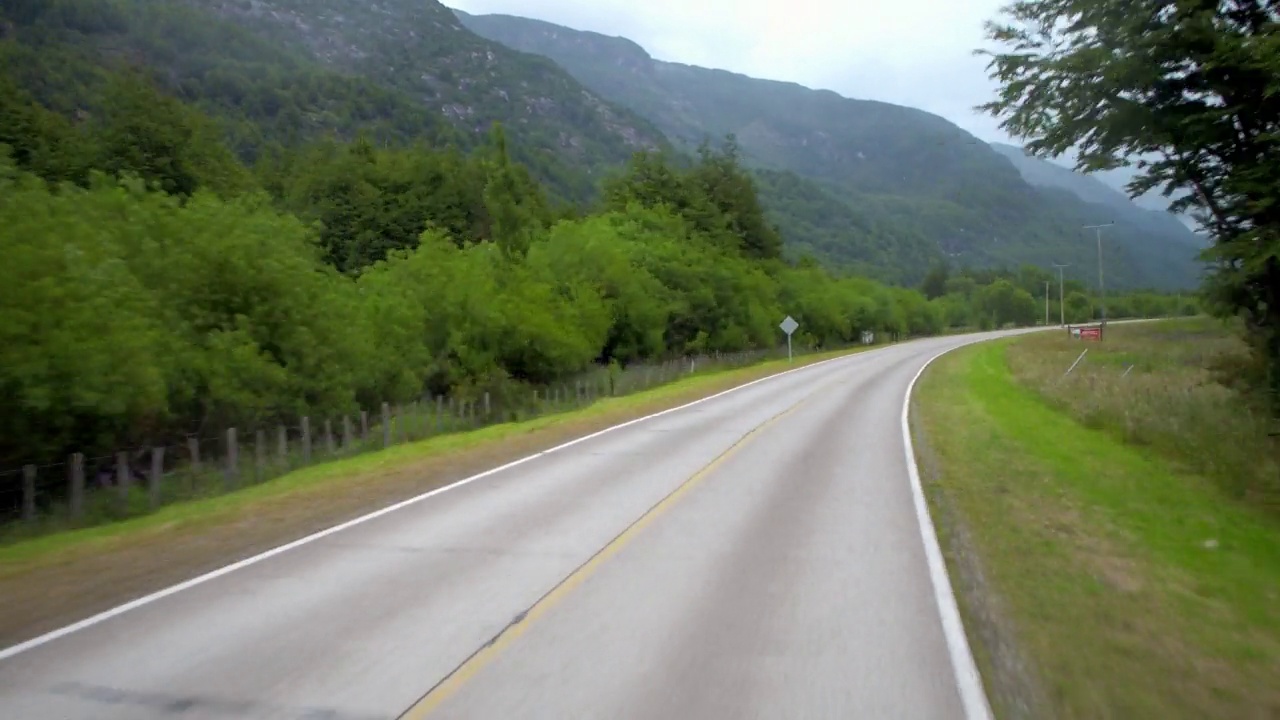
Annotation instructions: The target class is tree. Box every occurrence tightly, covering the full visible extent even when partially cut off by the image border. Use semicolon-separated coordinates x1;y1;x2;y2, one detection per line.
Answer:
0;74;94;184
482;123;547;260
920;261;951;300
979;279;1038;328
977;0;1280;410
94;71;253;198
1064;291;1093;324
689;136;784;260
605;138;784;261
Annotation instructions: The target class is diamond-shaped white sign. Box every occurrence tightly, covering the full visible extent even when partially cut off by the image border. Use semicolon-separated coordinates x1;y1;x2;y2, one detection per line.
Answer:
779;315;799;336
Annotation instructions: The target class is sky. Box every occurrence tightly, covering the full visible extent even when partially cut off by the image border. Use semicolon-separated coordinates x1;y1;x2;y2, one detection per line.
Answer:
446;0;1015;144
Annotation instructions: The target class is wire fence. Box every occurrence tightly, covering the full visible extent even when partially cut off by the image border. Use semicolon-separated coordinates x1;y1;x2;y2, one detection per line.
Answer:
0;343;859;542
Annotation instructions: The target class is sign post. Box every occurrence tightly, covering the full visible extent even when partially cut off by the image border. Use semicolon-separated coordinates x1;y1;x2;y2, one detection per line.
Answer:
779;315;799;363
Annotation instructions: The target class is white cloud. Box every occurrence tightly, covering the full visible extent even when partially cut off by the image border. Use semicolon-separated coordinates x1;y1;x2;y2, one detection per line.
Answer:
447;0;1014;142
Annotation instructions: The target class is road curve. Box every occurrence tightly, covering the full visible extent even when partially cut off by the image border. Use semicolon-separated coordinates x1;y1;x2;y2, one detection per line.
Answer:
0;332;1016;720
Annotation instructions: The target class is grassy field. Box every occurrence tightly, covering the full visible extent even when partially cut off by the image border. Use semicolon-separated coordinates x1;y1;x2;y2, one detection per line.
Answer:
914;319;1280;719
0;343;868;648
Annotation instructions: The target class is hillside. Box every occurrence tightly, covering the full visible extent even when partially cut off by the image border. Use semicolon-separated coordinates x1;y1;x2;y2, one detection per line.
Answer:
988;143;1204;247
456;10;1207;290
0;0;1196;477
0;0;1205;288
0;0;666;202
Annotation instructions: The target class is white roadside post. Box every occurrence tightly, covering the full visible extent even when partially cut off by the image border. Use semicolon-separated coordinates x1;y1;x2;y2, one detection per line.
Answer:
779;315;799;363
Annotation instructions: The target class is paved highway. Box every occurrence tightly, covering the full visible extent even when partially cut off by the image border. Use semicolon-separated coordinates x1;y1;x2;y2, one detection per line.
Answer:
0;333;1012;720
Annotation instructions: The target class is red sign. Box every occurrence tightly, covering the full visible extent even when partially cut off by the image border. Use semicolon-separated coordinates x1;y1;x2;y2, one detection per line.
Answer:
1079;327;1102;341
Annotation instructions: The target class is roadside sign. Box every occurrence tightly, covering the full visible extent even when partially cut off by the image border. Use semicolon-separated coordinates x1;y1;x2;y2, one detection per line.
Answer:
1067;325;1103;341
779;315;799;362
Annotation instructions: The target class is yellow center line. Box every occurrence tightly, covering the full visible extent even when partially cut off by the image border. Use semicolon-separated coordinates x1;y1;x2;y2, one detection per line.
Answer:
397;398;809;719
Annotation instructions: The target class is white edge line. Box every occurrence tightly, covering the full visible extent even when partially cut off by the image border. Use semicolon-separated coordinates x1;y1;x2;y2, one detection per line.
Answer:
0;348;869;662
902;338;996;720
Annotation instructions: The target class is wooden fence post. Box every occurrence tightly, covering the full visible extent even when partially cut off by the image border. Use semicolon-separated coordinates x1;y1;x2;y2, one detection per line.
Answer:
324;420;335;455
116;451;131;510
382;403;392;447
149;446;164;509
69;453;85;520
188;437;201;473
277;425;288;467
301;417;312;464
254;430;266;483
21;465;36;523
226;428;239;487
343;416;353;450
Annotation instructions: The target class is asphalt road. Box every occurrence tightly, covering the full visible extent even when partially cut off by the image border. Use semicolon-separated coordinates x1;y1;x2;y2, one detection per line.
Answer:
0;333;1012;720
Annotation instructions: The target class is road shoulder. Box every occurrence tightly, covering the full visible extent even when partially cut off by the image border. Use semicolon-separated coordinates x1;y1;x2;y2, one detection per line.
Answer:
913;335;1280;719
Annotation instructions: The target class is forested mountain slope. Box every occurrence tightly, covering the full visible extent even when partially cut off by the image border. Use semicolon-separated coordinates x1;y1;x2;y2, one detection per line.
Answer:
988;142;1205;250
0;0;1203;288
0;0;665;202
457;10;1207;290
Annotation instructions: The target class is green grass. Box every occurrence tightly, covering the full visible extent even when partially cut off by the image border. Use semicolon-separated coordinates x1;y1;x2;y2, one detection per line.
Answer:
0;344;865;573
915;329;1280;719
1008;319;1278;507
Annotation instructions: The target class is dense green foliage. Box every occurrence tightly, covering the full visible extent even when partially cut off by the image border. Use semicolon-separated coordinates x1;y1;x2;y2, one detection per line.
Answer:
602;141;783;261
752;169;936;282
0;128;936;468
0;96;1191;471
978;0;1280;411
457;10;1208;289
0;2;1194;474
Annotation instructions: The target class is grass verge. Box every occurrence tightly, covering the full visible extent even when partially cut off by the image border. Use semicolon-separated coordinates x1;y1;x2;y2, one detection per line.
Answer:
0;344;867;648
913;324;1280;719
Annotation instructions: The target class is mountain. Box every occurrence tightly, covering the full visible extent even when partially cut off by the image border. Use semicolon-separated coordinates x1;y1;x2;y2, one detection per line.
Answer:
1;0;1206;289
0;0;666;202
1089;165;1198;229
991;143;1203;233
456;9;1207;290
987;143;1206;288
989;142;1206;248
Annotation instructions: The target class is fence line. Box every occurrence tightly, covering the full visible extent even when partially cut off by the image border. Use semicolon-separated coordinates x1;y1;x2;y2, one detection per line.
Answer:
0;342;859;539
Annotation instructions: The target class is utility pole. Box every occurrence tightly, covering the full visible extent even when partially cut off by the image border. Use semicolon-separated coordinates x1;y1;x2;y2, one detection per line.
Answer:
1045;280;1050;326
1052;263;1070;326
1083;223;1115;327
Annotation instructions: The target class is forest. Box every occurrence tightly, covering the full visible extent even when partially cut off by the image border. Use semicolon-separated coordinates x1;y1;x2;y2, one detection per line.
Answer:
0;6;1193;474
0;76;1191;471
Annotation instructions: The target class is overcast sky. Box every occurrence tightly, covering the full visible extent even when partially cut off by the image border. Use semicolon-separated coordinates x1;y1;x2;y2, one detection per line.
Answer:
446;0;1015;144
